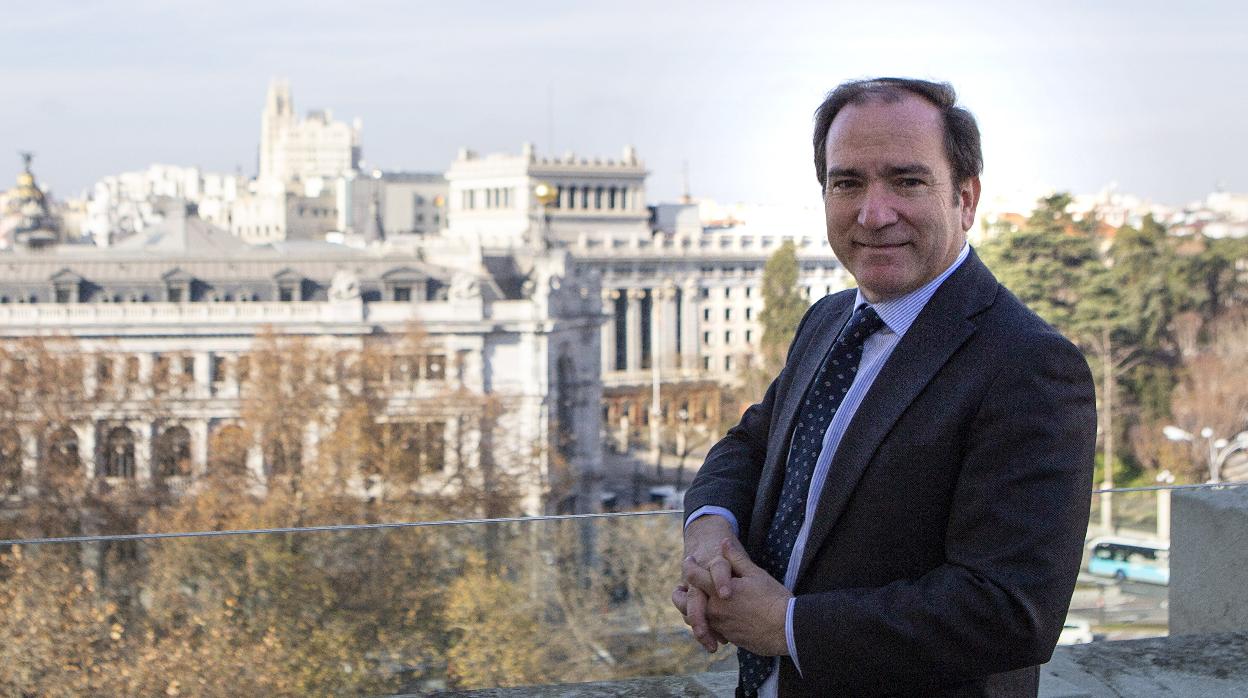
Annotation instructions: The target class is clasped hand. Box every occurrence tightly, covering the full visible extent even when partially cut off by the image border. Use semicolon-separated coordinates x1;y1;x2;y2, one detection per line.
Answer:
671;517;791;657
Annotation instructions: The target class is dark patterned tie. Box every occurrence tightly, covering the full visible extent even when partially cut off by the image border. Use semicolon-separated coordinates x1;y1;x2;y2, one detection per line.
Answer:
738;304;884;697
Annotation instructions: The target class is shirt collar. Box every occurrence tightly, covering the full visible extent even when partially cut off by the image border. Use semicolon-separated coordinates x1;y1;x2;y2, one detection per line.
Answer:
853;242;970;338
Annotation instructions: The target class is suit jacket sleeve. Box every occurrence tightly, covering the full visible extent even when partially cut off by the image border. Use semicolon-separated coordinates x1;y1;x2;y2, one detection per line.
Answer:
683;294;843;543
789;328;1096;693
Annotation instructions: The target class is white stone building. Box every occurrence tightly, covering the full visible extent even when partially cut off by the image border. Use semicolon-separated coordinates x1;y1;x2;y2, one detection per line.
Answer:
259;79;361;186
441;144;849;446
82;165;245;246
0;206;604;516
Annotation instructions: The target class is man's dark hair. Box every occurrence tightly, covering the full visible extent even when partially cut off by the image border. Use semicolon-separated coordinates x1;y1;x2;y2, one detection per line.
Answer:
812;78;983;197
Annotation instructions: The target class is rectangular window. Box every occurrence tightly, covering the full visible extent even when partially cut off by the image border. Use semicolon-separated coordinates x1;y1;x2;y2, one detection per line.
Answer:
703;308;711;321
746;307;753;321
97;357;113;384
393;286;412;302
724;356;733;371
702;331;711;345
55;287;72;303
125;356;140;383
702;356;711;371
724;308;732;321
182;356;195;377
746;329;753;343
724;287;731;298
211;355;226;384
745;287;752;298
724;331;732;343
154;354;168;386
278;287;293;302
168;287;183;302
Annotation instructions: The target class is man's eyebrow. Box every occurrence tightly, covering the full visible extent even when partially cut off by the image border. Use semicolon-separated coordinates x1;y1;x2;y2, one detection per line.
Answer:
825;167;864;179
884;164;934;177
826;164;936;179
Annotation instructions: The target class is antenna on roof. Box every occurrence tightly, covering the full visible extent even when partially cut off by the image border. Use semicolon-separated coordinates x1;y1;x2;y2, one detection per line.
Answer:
681;160;692;204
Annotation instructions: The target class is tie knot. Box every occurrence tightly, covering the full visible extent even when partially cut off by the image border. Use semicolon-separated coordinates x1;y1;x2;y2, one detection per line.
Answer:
840;304;883;345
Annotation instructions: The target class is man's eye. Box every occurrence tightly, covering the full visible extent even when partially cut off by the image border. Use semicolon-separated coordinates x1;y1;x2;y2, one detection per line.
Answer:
897;178;925;188
829;180;860;192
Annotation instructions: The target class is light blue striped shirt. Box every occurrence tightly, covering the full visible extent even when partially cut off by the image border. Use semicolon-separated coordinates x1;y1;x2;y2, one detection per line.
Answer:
688;243;970;695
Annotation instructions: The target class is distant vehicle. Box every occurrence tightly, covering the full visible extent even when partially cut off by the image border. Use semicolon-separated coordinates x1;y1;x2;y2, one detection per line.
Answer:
647;485;685;508
1086;536;1169;585
1058;616;1094;645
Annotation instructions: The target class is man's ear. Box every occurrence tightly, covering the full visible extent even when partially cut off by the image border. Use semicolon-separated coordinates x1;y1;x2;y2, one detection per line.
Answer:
959;176;982;232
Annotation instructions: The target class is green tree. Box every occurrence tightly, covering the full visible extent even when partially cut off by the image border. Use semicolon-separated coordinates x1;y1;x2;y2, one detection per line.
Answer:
758;241;808;376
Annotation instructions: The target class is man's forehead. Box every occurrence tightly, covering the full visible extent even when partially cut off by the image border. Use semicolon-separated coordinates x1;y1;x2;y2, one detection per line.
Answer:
828;93;942;137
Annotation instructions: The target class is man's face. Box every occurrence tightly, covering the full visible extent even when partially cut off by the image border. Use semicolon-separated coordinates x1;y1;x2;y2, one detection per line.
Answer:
822;94;980;303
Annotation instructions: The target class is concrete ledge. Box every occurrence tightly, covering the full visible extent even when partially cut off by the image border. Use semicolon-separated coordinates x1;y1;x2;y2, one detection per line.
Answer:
416;634;1248;697
1042;633;1248;698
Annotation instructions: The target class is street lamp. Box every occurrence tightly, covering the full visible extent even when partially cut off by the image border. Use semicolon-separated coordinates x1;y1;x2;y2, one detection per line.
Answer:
1163;425;1248;483
1155;468;1175;541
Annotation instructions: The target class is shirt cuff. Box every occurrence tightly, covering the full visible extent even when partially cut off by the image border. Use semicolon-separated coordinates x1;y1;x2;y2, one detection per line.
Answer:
684;506;740;538
786;597;802;677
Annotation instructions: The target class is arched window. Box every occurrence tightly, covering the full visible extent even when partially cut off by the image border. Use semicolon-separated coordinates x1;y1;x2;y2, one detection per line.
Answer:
265;436;301;479
154;425;193;478
209;424;249;478
104;427;136;479
0;428;22;496
43;426;80;484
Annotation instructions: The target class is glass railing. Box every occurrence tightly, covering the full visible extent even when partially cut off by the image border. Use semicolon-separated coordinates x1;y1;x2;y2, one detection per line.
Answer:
1;484;1240;694
1077;487;1174;646
0;510;728;695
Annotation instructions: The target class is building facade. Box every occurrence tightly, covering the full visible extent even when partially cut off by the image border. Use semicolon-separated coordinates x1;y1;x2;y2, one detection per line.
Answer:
442;144;850;449
0;208;604;516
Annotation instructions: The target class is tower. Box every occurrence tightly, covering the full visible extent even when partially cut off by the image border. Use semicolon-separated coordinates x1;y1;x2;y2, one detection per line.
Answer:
259;79;294;183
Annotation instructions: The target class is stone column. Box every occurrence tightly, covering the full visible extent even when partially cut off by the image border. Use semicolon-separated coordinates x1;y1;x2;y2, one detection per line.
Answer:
681;280;700;372
190;419;210;479
246;437;265;496
625;288;643;373
601;289;618;374
20;428;38;498
193;351;212;399
134;421;152;482
79;423;96;480
661;283;679;370
138;353;155;399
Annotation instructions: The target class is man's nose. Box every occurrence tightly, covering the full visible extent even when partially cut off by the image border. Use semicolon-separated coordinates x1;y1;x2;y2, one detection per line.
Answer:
857;185;899;230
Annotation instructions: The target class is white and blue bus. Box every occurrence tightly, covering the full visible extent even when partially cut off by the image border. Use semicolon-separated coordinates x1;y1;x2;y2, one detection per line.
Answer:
1086;537;1169;585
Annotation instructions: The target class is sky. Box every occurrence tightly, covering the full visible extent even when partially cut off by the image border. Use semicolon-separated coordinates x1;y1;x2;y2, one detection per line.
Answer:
3;0;1246;210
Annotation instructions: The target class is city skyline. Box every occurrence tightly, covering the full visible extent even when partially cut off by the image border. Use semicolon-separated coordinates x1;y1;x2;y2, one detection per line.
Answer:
4;1;1246;208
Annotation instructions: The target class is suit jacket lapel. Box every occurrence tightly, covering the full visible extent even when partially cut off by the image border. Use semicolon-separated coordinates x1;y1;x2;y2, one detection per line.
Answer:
747;295;854;551
796;252;999;579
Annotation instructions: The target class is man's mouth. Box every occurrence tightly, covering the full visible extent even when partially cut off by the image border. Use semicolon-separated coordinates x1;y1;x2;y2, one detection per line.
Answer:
856;241;909;248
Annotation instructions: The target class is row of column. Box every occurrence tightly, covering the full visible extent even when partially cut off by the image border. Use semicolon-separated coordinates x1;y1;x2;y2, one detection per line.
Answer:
555;185;643;212
601;283;699;374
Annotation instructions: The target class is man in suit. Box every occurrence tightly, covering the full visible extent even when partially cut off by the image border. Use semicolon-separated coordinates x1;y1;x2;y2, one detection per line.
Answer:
671;78;1097;696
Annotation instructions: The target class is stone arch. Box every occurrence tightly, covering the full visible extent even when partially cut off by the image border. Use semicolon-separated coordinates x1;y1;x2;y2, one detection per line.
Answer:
43;425;81;483
208;423;249;478
154;425;193;478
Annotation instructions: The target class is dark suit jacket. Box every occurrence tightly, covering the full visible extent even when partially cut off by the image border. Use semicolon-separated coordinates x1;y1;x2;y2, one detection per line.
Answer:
684;250;1097;697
